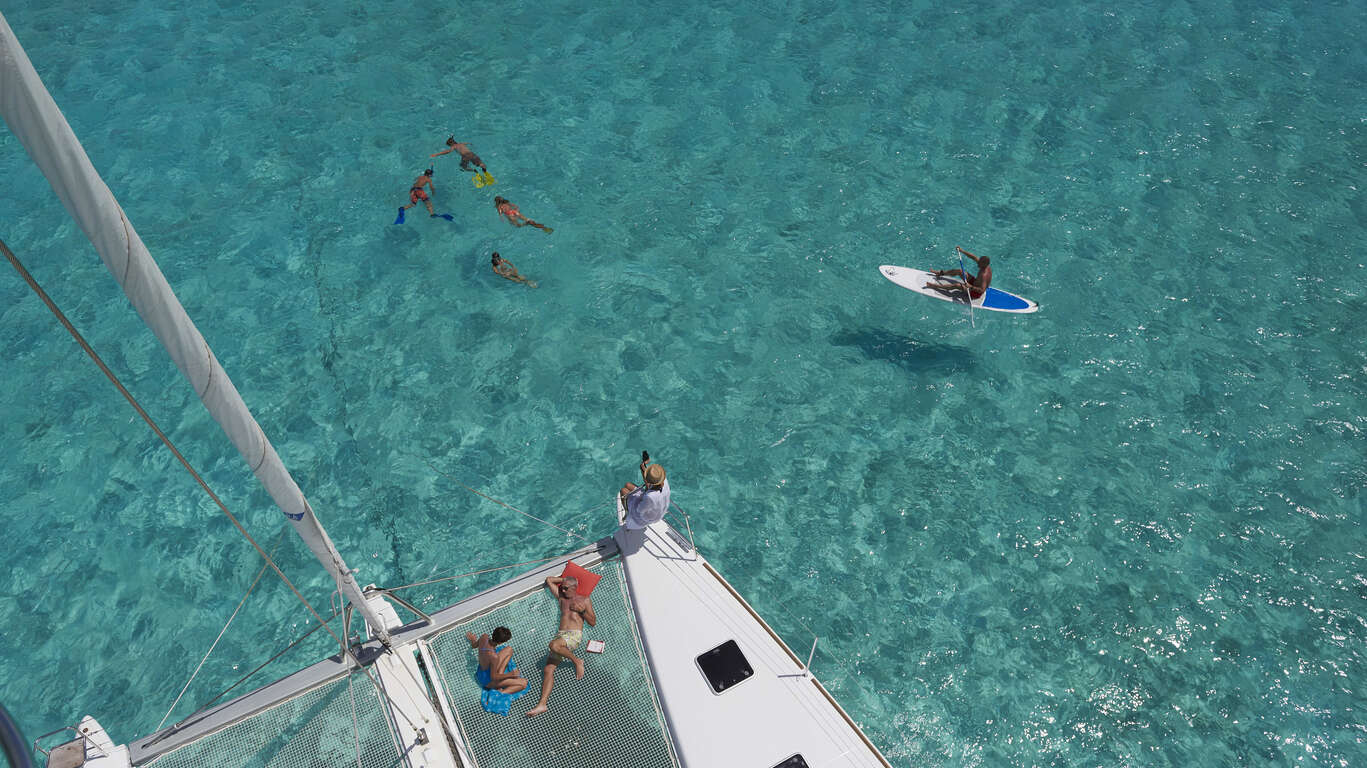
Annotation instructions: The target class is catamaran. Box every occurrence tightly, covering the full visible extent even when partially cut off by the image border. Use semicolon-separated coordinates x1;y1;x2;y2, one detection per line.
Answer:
2;12;890;768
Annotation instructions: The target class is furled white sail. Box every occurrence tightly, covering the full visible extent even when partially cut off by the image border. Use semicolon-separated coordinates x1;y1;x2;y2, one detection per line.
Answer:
0;12;390;642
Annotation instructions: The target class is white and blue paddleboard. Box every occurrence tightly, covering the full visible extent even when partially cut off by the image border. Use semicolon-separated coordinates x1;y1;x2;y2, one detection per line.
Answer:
879;265;1039;314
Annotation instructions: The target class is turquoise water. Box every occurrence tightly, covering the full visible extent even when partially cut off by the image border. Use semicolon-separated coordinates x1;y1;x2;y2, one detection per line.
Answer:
1;0;1363;764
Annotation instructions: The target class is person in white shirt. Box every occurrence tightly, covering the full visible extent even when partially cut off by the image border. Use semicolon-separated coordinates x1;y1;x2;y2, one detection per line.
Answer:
620;454;670;529
615;453;671;556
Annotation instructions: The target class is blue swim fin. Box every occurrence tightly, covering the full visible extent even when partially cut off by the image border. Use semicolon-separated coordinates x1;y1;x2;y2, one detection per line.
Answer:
394;207;405;225
433;213;455;221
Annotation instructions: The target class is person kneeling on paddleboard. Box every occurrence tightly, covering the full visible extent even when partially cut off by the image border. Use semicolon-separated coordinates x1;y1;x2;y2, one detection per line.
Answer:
925;246;991;299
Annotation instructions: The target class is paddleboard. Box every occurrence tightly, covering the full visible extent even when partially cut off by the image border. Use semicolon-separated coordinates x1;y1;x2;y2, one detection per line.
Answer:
879;265;1039;314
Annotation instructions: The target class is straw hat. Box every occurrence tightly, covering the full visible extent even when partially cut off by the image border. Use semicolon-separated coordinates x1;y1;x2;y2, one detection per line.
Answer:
644;464;667;486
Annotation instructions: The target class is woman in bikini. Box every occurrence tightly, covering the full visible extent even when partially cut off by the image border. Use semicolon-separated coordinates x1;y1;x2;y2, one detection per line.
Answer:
491;252;536;288
465;627;527;695
494;196;552;233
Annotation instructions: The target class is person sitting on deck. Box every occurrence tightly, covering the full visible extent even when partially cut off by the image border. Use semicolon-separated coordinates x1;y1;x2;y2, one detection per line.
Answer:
619;455;671;530
614;452;671;555
525;575;596;717
467;627;527;695
924;245;992;299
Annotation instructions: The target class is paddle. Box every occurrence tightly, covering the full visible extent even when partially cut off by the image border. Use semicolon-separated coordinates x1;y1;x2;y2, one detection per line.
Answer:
957;246;975;328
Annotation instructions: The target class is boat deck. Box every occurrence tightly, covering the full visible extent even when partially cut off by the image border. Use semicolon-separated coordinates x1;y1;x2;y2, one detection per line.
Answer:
619;517;891;768
120;526;887;768
426;559;678;768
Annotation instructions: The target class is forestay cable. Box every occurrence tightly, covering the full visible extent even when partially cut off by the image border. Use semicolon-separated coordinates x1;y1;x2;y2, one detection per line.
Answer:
156;528;287;731
3;238;422;738
423;459;590;542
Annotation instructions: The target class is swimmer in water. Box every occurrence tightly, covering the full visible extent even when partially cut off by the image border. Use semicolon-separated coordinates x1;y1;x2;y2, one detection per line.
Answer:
431;137;487;174
493;196;552;233
491;252;536;288
399;168;437;218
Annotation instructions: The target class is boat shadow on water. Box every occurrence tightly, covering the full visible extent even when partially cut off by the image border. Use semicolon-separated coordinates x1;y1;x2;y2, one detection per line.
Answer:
831;327;976;374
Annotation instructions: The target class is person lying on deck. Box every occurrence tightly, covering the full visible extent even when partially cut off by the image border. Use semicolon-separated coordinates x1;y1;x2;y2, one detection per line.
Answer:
526;576;595;717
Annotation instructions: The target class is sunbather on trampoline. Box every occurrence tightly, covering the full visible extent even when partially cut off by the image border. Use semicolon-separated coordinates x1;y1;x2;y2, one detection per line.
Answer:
526;576;595;717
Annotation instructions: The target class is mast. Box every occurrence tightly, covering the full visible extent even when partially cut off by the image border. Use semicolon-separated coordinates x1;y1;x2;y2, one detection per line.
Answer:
0;13;392;643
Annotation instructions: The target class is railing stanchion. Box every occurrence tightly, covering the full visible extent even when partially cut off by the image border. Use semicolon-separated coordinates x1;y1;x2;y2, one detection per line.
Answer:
668;501;698;557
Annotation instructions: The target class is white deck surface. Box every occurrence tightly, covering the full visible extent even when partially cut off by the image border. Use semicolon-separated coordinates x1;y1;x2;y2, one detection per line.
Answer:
618;520;889;768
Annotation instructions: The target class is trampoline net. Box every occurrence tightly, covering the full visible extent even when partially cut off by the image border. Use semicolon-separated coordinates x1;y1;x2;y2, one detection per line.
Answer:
428;560;678;768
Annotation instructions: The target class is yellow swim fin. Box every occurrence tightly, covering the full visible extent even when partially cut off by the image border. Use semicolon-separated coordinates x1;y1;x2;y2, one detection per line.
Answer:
472;170;495;188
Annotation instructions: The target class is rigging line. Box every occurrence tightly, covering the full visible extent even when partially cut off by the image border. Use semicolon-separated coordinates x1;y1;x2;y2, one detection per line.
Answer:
177;605;342;726
806;637;892;719
764;583;889;709
15;239;495;740
573;498;617;517
384;553;569;593
156;528;287;732
400;511;604;589
422;459;589;542
410;532;554;584
175;590;417;737
1;238;385;712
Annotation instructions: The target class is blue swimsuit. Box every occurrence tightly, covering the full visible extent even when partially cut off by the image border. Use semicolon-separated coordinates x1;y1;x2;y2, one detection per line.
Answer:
475;645;528;716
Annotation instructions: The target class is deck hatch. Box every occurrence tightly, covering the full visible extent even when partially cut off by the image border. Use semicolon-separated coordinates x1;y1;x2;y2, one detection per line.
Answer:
696;639;753;694
773;755;810;768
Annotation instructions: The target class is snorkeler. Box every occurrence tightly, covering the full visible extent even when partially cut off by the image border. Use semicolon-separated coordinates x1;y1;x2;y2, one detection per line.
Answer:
494;196;552;233
397;168;436;222
395;169;454;223
431;137;487;173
